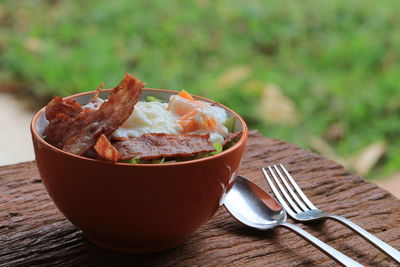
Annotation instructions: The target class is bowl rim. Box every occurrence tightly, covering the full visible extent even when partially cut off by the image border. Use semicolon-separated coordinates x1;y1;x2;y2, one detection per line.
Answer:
31;88;248;167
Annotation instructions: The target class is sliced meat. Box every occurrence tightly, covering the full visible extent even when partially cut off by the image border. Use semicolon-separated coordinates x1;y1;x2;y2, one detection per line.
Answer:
94;134;120;162
222;131;243;147
45;73;144;155
45;96;82;120
113;133;216;160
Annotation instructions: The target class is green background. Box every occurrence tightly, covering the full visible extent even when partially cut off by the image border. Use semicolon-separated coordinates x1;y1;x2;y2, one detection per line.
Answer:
1;0;399;179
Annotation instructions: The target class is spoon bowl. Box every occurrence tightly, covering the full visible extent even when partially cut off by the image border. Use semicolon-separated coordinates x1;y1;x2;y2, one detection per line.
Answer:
224;174;286;230
224;175;363;266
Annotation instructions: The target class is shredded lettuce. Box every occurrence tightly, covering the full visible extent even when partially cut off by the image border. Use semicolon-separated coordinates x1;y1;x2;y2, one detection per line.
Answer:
119;157;139;164
191;153;206;160
210;142;223;155
193;142;223;159
224;117;235;133
146;96;162;103
224;141;236;150
152;157;165;164
120;157;165;164
130;158;139;164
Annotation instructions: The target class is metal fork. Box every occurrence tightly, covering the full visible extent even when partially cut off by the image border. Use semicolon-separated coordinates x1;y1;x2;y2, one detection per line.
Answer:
262;164;400;264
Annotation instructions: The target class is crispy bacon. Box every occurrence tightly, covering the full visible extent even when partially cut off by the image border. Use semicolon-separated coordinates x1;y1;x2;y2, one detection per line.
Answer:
222;131;243;147
45;96;82;120
94;134;120;162
113;133;216;160
45;73;144;155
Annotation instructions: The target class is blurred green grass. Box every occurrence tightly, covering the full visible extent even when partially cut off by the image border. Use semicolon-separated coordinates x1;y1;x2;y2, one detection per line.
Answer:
1;0;399;179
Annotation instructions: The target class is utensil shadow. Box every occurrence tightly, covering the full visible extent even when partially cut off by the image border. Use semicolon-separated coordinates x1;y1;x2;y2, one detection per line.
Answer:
291;219;388;267
216;220;321;266
216;216;386;267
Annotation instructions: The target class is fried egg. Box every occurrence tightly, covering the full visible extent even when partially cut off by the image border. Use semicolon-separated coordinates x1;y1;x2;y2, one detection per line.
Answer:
112;101;180;140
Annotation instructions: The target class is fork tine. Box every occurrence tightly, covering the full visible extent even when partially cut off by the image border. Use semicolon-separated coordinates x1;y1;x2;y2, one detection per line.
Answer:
273;165;309;212
280;164;318;210
267;166;302;214
261;168;297;218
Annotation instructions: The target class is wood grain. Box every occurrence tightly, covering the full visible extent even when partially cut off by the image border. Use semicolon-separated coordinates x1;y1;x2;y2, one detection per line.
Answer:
1;131;399;266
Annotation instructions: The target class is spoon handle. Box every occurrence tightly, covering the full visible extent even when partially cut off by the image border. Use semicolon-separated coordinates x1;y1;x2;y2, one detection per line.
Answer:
280;222;364;267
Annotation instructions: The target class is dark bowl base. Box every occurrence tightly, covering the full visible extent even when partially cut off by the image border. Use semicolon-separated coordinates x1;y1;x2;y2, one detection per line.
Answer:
84;233;187;254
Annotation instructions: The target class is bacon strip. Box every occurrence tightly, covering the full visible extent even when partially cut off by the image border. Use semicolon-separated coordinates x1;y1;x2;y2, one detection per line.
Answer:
222;131;243;147
113;133;216;160
45;73;144;155
45;96;82;120
94;134;120;162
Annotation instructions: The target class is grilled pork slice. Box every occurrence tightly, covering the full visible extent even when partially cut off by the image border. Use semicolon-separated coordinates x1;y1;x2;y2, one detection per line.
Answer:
113;133;216;160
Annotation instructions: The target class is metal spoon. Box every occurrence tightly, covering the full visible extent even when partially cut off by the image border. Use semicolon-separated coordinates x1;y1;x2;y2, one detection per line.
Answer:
224;175;363;267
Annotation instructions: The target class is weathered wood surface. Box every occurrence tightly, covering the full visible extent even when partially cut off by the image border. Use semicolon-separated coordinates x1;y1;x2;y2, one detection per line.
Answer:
1;131;399;266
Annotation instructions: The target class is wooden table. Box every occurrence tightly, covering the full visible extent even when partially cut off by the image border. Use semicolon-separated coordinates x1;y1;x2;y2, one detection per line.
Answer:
1;131;399;266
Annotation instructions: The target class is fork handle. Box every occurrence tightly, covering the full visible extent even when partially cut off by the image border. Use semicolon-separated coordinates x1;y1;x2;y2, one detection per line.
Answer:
280;222;364;267
327;214;400;263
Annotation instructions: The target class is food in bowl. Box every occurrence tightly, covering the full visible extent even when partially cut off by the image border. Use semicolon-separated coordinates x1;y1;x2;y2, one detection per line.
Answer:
43;73;242;163
30;73;248;253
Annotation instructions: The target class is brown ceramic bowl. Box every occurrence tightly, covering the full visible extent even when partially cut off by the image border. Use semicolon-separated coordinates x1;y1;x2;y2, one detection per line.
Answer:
31;88;248;253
